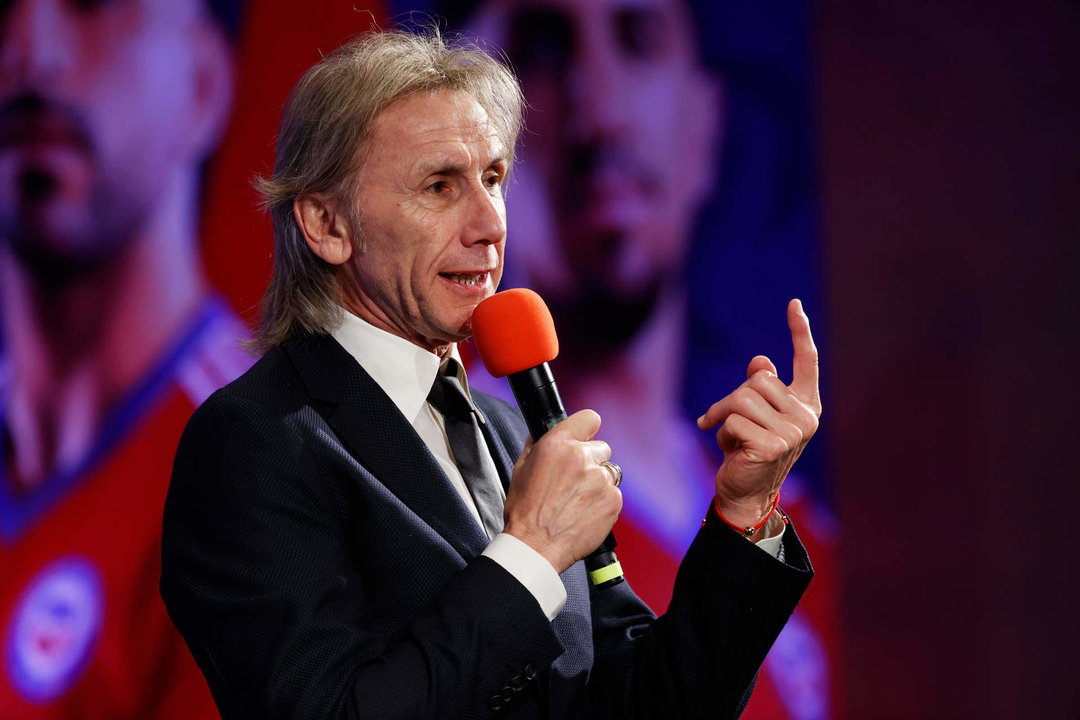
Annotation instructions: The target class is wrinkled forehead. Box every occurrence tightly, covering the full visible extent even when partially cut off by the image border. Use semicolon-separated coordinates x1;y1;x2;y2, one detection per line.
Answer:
365;89;505;169
381;89;497;136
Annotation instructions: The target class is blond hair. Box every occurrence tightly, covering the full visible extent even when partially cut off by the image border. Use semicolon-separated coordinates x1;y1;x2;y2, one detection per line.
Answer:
252;27;523;349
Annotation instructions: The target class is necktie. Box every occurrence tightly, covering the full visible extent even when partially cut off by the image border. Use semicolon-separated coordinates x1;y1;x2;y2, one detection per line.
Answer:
427;359;505;538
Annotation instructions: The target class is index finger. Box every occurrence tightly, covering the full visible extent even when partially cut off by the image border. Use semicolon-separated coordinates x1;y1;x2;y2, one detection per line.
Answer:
788;299;821;413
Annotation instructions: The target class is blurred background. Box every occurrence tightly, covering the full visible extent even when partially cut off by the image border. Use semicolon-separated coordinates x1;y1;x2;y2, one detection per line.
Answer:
0;0;1076;718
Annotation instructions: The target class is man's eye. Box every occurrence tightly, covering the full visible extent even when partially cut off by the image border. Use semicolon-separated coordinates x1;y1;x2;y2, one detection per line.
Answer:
427;181;448;193
485;174;502;188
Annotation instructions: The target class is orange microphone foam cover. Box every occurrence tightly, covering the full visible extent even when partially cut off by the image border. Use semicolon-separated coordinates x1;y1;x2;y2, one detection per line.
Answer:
472;288;559;378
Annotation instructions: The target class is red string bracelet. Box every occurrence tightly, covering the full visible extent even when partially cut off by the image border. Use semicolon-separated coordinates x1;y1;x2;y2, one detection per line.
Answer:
709;493;787;537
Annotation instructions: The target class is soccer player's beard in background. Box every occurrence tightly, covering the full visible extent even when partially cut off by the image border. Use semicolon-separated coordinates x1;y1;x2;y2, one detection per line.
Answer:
545;270;663;370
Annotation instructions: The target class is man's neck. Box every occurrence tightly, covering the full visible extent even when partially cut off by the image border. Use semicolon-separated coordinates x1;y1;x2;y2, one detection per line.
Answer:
1;168;208;492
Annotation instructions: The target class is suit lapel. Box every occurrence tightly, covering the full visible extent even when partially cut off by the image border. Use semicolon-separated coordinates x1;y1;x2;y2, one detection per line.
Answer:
284;334;489;560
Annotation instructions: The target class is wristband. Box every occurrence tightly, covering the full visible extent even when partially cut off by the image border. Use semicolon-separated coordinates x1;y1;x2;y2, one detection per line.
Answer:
710;493;787;537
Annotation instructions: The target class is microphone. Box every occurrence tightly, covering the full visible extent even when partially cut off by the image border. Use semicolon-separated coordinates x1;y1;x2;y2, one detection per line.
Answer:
472;288;624;589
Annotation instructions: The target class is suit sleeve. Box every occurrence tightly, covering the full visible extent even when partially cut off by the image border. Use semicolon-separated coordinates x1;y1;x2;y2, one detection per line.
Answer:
586;512;813;719
160;392;563;720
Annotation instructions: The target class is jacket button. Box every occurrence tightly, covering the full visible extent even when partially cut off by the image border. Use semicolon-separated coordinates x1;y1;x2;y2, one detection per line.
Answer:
500;686;514;701
488;695;504;712
523;663;536;681
510;674;525;690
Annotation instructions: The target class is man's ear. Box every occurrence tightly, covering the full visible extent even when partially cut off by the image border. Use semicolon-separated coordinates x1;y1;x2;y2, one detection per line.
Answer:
294;194;354;266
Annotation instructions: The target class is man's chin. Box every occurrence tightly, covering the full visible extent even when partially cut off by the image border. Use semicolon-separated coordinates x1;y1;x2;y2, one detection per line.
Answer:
450;293;493;338
419;316;474;353
448;316;476;346
425;289;500;348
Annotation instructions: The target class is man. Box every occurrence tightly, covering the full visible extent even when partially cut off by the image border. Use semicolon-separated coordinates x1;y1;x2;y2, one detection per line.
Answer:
0;0;247;716
161;28;819;719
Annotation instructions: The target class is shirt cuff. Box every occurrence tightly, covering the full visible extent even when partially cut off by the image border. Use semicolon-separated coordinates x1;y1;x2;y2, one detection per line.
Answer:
753;523;786;560
483;533;567;621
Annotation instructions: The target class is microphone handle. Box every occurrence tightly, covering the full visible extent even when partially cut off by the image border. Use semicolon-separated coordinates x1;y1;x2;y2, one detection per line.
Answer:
508;363;624;589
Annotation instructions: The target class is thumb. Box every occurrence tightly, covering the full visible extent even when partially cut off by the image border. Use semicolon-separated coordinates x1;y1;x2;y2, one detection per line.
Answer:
557;409;602;442
747;355;778;379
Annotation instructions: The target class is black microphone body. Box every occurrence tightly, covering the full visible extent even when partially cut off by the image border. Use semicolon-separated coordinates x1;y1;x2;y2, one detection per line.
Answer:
507;362;624;589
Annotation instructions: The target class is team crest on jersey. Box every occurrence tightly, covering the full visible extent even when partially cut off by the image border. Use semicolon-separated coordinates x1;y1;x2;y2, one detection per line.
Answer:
4;556;104;702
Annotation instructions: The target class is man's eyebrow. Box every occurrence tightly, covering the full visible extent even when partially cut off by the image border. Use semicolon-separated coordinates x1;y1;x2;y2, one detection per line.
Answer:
415;158;466;177
414;155;508;178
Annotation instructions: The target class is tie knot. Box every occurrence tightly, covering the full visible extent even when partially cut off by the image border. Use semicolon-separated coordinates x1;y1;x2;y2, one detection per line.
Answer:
427;359;475;421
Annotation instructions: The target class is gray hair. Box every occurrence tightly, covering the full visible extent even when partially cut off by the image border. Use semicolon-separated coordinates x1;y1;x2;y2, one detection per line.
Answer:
252;27;524;350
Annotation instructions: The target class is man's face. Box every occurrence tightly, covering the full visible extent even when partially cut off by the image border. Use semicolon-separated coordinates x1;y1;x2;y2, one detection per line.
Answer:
0;0;227;273
471;0;718;343
343;89;507;353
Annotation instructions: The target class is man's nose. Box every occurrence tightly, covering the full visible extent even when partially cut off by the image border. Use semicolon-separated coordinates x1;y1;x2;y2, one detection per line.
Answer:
462;183;507;247
1;0;75;90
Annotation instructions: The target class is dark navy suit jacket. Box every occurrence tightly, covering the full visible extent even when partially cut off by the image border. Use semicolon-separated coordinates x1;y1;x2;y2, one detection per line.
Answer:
160;333;813;719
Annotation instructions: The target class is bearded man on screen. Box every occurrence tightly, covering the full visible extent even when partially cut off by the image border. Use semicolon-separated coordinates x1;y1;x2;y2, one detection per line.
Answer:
0;1;249;716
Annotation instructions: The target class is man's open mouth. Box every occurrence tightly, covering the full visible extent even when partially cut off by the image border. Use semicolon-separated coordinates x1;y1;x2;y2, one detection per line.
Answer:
440;272;488;286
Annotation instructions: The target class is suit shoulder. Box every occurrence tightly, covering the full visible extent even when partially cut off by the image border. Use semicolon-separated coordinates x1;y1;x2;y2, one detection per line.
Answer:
178;344;309;455
170;348;315;519
217;344;299;403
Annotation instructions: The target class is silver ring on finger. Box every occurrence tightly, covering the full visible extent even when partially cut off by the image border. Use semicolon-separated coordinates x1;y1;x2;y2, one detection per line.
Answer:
601;460;623;488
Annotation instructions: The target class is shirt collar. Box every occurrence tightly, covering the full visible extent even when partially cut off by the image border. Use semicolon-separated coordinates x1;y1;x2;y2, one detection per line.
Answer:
330;309;483;423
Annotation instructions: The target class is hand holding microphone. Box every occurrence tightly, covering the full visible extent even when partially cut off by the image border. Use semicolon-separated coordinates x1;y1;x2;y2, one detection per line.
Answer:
473;289;625;586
